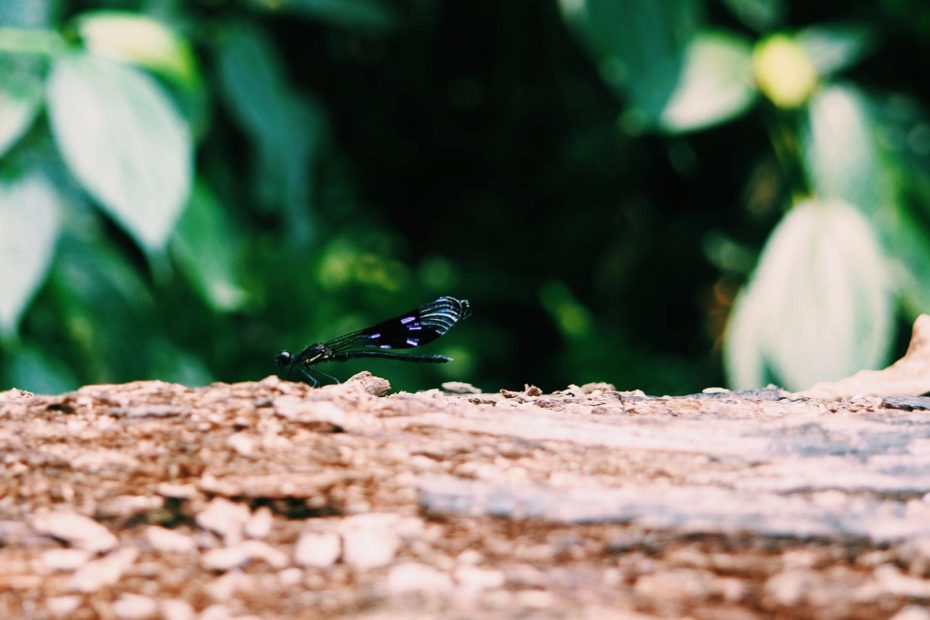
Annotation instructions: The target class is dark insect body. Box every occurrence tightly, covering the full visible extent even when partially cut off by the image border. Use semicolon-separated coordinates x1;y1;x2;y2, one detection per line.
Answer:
276;296;471;385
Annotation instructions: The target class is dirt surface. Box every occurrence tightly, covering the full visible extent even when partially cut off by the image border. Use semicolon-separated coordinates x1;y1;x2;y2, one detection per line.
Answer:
3;372;930;620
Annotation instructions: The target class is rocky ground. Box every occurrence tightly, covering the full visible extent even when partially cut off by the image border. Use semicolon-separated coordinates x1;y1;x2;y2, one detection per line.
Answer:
7;317;930;620
2;363;930;620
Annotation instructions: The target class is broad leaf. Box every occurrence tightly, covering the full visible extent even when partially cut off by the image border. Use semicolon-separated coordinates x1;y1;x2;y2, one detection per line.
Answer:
217;24;319;244
5;345;78;393
883;201;930;317
290;0;395;32
660;31;756;132
46;53;192;251
0;54;44;157
801;86;930;317
48;232;156;383
75;11;208;135
148;340;213;386
246;0;396;32
0;2;55;27
76;12;201;89
723;289;768;390
802;84;891;217
559;0;701;128
799;23;874;76
0;172;61;336
172;182;248;311
216;24;290;145
725;199;892;391
721;0;785;32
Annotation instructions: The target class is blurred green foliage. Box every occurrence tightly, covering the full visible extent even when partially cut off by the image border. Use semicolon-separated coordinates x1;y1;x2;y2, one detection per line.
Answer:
1;0;930;394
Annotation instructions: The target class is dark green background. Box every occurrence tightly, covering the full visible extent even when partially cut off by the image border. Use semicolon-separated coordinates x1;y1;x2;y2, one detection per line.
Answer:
2;0;929;394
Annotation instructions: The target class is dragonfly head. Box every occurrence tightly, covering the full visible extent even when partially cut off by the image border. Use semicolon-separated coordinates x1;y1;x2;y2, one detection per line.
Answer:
275;350;294;368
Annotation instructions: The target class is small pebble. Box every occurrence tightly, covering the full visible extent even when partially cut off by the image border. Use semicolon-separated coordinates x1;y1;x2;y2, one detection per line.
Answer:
161;599;196;620
340;515;401;571
196;498;250;543
294;531;341;568
46;595;81;617
387;562;453;594
893;606;930;620
455;566;505;592
278;567;303;585
31;511;118;553
226;432;255;457
441;382;482;394
157;483;199;499
244;506;273;539
70;547;138;593
112;593;157;620
198;604;233;620
204;572;247;601
40;548;91;572
146;526;195;554
202;541;289;571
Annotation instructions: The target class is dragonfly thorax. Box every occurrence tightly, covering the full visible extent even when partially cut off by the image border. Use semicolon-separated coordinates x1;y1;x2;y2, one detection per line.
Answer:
296;343;329;365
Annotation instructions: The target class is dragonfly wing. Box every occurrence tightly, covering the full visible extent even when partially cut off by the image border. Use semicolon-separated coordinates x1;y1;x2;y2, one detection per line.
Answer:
330;296;470;351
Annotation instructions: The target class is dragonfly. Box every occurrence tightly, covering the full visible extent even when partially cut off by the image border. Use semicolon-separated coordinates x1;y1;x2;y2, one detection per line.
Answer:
276;296;471;385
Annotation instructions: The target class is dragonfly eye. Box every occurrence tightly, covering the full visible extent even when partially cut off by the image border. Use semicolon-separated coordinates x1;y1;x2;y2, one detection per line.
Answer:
275;351;293;367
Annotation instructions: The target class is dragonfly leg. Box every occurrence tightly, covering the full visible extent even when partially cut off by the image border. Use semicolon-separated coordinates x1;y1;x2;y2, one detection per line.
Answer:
312;367;341;385
298;367;320;387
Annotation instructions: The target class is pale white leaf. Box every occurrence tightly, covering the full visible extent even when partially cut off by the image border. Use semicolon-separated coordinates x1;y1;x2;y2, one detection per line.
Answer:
0;172;61;335
725;199;892;390
47;53;191;251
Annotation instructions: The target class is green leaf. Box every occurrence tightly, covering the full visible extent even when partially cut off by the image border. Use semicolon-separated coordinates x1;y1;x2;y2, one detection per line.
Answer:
540;281;593;339
76;12;201;89
75;11;208;137
4;345;78;393
48;232;155;383
172;182;248;311
559;0;701;128
217;24;318;244
725;199;892;391
148;341;213;386
802;84;892;218
216;24;290;145
0;3;55;28
660;31;756;132
46;53;192;252
798;23;874;77
0;54;44;157
247;0;396;33
721;0;785;32
0;172;61;336
883;201;930;317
